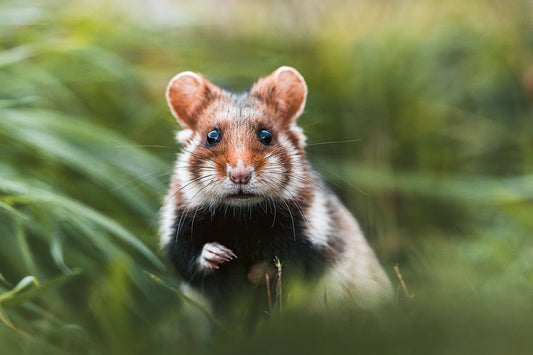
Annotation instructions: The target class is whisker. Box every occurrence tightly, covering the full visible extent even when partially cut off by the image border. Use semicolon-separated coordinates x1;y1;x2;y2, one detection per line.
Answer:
181;146;218;165
279;185;308;225
261;169;330;194
142;174;216;242
175;178;218;240
173;165;216;170
281;199;296;240
306;139;361;147
111;170;171;191
260;179;307;225
114;144;174;149
317;168;368;196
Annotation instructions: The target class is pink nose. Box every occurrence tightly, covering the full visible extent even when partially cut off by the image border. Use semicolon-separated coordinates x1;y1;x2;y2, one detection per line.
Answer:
229;166;252;184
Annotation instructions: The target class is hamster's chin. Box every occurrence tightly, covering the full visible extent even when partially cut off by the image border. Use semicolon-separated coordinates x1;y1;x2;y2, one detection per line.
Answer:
223;192;263;206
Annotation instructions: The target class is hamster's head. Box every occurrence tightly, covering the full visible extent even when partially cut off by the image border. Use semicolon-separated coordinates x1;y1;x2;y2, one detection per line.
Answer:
166;66;309;207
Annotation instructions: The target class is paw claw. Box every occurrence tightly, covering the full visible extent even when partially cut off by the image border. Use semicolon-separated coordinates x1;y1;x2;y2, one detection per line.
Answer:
198;242;237;271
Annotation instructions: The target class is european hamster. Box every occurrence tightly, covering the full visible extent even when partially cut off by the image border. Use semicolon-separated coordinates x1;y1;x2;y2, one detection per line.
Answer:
160;66;392;314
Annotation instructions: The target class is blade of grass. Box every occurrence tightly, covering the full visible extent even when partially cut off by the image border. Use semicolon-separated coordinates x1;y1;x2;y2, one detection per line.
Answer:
144;271;225;331
1;180;164;270
319;160;533;204
13;217;37;275
0;305;29;337
0;276;39;303
0;201;27;219
1;270;81;308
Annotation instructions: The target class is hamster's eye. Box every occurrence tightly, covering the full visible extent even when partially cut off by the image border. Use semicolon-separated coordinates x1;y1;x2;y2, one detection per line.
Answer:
206;128;221;146
258;129;272;145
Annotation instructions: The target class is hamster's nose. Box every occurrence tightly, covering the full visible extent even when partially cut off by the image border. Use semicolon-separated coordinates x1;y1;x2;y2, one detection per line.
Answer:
228;162;252;185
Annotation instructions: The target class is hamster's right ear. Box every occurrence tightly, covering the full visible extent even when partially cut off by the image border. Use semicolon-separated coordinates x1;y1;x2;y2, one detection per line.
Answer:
166;71;222;129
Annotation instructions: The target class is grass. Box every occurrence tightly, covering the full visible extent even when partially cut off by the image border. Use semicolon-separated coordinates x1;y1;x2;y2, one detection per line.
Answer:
1;0;533;353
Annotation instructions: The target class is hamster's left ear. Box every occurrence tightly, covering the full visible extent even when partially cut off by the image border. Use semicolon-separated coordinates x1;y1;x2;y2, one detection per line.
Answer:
251;66;307;125
166;71;222;130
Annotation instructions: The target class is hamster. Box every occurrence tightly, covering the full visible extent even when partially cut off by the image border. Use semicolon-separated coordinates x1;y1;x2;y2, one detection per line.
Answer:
159;66;393;315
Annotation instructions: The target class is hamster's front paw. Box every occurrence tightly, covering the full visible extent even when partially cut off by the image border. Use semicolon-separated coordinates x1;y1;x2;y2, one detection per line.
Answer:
198;242;237;271
247;261;276;285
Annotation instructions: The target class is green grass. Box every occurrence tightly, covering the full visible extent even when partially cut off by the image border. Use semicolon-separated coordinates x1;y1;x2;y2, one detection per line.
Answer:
1;0;533;353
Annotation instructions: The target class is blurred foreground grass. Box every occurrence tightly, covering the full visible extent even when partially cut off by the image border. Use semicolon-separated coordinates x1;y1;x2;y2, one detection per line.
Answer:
1;0;533;353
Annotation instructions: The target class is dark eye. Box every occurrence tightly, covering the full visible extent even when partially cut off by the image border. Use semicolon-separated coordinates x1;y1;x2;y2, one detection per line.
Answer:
258;129;272;145
207;128;221;146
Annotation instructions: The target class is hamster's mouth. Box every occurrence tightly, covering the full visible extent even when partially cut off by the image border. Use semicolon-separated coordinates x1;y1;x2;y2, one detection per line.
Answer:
227;192;257;200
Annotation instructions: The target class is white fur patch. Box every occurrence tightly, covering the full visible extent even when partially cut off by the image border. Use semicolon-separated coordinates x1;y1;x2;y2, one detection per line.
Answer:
226;159;254;175
304;190;332;248
175;150;195;202
276;132;305;200
290;124;307;147
159;148;197;248
176;129;193;144
159;189;177;248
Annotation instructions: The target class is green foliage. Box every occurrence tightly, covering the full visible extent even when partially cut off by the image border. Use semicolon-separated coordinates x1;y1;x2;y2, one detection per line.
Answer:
1;0;533;353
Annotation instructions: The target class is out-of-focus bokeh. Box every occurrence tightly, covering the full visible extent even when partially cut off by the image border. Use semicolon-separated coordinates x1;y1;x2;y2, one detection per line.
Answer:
1;0;533;353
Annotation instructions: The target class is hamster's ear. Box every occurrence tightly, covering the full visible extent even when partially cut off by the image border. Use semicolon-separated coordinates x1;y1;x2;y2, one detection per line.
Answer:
166;71;222;129
251;66;307;125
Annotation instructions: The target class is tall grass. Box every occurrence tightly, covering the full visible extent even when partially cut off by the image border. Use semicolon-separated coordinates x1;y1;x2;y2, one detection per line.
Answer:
1;0;533;353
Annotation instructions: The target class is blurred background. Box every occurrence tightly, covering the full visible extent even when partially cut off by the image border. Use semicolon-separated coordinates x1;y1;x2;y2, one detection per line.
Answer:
1;0;533;353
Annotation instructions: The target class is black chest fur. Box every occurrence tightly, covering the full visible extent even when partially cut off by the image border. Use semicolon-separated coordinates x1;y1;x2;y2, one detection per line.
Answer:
166;201;329;300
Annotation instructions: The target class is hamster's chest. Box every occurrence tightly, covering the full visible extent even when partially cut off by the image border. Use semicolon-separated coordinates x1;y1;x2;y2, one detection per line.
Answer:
190;209;305;262
174;204;330;283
